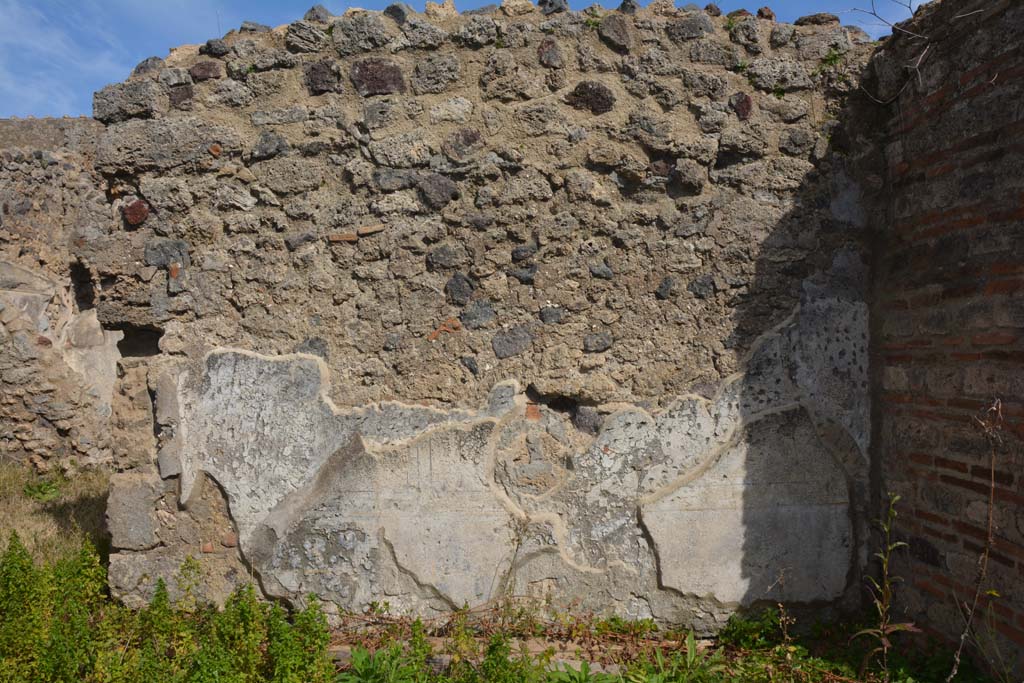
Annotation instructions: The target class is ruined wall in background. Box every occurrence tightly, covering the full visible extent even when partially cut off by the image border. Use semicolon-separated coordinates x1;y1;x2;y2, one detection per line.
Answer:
869;0;1024;671
1;2;876;631
0;119;132;472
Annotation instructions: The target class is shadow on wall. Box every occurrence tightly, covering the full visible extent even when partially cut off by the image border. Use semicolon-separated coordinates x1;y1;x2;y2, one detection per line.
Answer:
726;76;885;616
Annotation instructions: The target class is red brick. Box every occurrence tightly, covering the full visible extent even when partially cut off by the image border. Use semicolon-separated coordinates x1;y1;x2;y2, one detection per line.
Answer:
909;452;933;466
934;456;969;473
952;519;987;540
911;409;973;424
988;261;1024;276
983;279;1024;297
914;508;949;526
971;464;1014;486
921;524;958;543
971;331;1019;346
958;46;1024;86
940;474;991;496
946;397;992;412
995;541;1024;564
122;199;150;226
995;614;1024;647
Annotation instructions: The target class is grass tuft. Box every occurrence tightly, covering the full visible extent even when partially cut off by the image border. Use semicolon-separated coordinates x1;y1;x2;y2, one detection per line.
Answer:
0;460;110;565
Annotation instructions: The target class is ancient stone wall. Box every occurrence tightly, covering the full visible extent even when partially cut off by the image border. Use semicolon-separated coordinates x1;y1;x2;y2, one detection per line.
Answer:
1;2;877;632
0;118;129;471
869;0;1024;671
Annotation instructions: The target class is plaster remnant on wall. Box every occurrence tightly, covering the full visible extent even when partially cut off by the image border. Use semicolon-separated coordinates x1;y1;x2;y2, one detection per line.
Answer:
2;1;879;632
124;274;868;620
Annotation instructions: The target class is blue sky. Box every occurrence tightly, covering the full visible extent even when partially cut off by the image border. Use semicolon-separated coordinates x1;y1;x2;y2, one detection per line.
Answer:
0;0;923;119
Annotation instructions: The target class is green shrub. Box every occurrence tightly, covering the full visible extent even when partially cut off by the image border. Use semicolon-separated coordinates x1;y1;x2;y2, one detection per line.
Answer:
0;532;333;683
0;532;48;681
0;529;997;683
717;608;782;650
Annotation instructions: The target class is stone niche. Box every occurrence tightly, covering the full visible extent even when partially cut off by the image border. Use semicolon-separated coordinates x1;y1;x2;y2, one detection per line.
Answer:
1;1;876;631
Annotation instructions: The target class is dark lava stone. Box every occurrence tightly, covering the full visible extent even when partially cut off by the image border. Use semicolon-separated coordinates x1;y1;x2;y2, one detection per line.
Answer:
417;173;460;209
144;238;190;268
189;60;223;81
598;14;633;53
508;264;538;285
304;60;343;95
589;261;614;280
618;0;640;14
199;39;230;57
461;300;496;329
573;405;603;434
566;81;616;115
511;243;537;262
295;337;329;359
729;92;754;120
538;0;568;15
655;276;675;300
794;12;839;25
461;355;480;375
251;131;290;161
583;331;613;353
688;273;716;299
492;325;533;359
539;306;564;324
427;244;463;270
350;58;406;96
445;272;476;306
537;37;564;68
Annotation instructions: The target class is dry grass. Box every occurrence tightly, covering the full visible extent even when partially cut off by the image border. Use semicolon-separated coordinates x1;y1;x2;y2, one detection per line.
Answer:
0;459;110;564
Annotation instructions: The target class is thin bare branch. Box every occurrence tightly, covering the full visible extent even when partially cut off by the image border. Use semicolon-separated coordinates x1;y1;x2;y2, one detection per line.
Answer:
945;399;1002;683
848;7;928;39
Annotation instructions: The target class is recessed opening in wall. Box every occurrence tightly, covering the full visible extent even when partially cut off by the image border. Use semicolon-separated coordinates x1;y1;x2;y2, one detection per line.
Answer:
69;261;95;311
525;384;579;416
112;324;163;357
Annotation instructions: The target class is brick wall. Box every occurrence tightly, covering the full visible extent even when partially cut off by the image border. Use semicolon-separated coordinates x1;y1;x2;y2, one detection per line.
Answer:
871;0;1024;672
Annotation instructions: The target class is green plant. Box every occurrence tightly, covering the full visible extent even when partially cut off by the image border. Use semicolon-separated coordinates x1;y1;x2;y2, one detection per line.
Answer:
550;660;615;683
772;85;786;99
0;533;334;683
0;532;48;681
852;493;919;681
594;616;658;639
821;48;843;68
337;645;419;683
23;476;62;502
813;48;845;77
176;554;203;611
724;17;736;31
718;608;782;650
0;461;110;567
622;633;726;683
584;16;601;30
476;634;544;683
